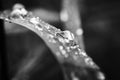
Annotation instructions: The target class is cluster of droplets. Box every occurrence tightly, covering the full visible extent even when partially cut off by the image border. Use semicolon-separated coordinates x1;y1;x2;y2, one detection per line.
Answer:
54;30;101;69
56;30;79;50
1;4;99;69
0;4;105;80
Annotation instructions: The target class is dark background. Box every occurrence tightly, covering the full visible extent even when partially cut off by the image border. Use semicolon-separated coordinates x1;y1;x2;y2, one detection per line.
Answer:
0;0;120;80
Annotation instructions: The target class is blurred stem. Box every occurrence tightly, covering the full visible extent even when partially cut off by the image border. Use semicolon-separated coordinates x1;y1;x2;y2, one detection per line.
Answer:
61;0;85;49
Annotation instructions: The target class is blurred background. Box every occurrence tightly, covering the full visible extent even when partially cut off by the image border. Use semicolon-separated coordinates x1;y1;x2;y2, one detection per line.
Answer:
0;0;120;80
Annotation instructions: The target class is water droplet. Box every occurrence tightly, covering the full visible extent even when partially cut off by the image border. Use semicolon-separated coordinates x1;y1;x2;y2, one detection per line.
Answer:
47;34;56;43
97;72;105;80
59;46;68;57
63;30;74;40
30;17;39;24
76;28;83;36
85;58;95;66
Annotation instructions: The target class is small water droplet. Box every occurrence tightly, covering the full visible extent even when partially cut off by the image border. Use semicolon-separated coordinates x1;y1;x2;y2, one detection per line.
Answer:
97;72;105;80
47;34;56;43
76;28;83;36
30;17;39;24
